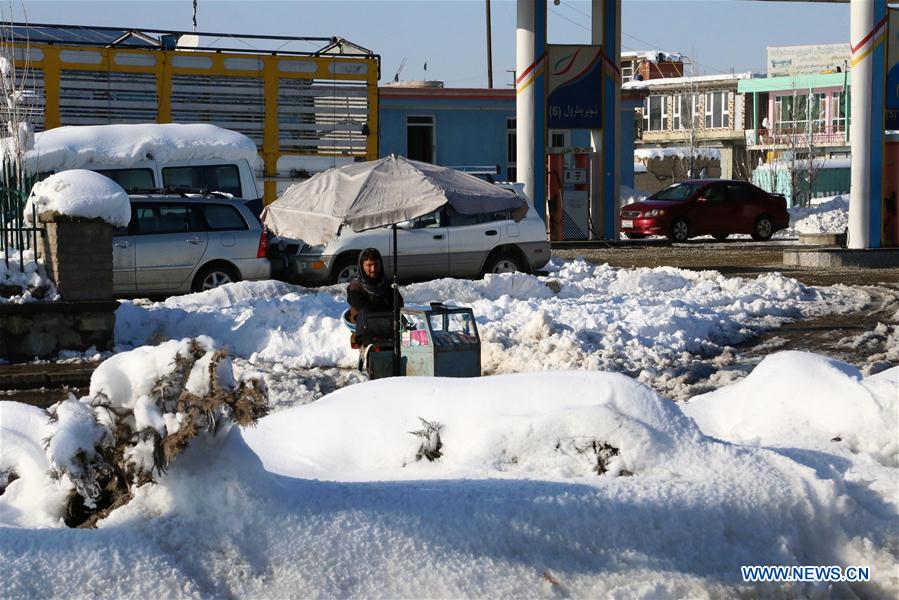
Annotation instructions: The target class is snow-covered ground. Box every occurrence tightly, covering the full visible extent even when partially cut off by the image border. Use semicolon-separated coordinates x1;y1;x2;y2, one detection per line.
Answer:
0;248;57;304
112;259;872;403
2;348;896;597
2;255;897;597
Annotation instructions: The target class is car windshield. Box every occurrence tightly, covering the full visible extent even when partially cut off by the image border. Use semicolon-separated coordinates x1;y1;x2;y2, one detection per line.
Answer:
649;182;704;201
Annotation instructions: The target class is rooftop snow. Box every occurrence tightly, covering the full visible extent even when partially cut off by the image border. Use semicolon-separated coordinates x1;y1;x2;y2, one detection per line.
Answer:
623;71;754;90
635;147;722;161
2;123;259;173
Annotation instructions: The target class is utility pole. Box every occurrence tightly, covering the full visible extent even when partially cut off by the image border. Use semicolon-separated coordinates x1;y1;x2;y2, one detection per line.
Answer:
486;0;494;88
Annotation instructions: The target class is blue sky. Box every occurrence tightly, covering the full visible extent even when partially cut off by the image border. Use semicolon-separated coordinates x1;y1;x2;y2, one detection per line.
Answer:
11;0;850;86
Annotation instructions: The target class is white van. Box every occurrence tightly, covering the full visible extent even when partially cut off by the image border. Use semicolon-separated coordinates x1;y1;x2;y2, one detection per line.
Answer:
23;123;262;213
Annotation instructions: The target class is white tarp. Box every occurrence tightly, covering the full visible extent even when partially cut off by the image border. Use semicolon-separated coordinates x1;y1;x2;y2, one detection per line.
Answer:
261;155;525;244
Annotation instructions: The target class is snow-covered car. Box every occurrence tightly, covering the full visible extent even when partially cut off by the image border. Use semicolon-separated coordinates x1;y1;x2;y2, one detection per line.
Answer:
113;194;271;295
278;184;551;285
21;123;264;216
620;179;789;242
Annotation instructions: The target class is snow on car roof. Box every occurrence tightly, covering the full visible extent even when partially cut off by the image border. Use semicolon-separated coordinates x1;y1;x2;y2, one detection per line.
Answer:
2;123;259;173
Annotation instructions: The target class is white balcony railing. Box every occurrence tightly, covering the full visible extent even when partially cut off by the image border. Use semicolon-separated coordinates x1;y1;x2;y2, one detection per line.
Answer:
746;124;849;147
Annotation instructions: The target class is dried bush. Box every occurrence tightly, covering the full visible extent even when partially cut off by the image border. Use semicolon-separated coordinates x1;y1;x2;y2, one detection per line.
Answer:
44;339;268;527
410;417;443;462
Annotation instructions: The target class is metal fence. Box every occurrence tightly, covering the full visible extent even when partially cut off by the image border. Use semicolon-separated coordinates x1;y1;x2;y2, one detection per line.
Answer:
1;157;41;274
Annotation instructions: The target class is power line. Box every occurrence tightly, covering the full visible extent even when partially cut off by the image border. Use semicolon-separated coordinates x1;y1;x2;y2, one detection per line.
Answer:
549;3;730;75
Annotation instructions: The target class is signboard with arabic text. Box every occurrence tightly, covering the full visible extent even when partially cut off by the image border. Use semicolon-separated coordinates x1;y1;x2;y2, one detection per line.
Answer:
546;44;603;130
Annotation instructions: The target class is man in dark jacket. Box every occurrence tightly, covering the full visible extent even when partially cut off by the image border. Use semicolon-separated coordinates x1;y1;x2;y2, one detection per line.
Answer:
346;248;403;347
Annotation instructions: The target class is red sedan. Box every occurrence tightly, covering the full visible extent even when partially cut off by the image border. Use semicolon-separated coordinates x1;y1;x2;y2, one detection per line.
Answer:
620;179;789;242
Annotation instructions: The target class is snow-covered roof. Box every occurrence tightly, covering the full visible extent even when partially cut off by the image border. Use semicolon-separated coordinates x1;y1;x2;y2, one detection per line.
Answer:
623;72;754;90
621;50;684;63
755;157;851;171
23;169;130;227
635;147;722;161
1;123;259;173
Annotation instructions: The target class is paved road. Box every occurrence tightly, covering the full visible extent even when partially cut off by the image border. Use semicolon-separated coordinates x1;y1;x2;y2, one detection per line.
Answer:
553;240;899;286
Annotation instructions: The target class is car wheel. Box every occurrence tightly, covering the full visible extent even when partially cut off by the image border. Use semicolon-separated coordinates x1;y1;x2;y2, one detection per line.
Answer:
712;233;729;241
668;219;690;243
625;232;647;239
192;264;239;293
330;255;359;284
751;215;774;241
483;252;525;275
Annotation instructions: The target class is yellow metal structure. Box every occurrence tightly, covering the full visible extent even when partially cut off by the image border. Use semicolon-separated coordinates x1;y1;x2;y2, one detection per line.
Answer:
11;42;380;204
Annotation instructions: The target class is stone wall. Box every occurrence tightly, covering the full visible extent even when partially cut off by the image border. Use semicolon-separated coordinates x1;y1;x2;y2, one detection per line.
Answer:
634;156;721;196
0;301;118;362
40;218;113;301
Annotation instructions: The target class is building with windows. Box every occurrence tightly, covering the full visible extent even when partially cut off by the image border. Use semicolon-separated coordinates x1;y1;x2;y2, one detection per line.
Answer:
737;44;851;206
378;81;645;192
624;72;752;195
620;51;685;83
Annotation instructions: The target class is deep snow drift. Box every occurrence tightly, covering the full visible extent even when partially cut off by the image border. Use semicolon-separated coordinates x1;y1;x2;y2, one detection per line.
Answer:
1;351;896;598
114;259;871;402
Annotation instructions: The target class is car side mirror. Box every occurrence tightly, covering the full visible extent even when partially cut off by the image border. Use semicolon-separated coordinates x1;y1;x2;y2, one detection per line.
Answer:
396;220;413;229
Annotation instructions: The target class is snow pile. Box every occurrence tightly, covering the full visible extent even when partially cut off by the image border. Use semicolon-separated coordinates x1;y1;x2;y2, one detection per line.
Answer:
2;357;896;597
2;337;268;527
0;247;57;303
685;352;898;466
6;123;259;173
635;146;721;161
786;194;848;234
114;262;870;400
23;170;130;227
245;371;672;481
115;280;357;369
0;402;70;528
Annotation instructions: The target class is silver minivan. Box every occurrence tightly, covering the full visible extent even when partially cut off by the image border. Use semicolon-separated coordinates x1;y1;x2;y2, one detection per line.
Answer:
113;194;271;296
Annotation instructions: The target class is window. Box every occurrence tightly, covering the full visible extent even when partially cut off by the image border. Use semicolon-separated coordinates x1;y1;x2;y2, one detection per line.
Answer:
549;130;569;149
775;92;826;132
726;183;757;203
134;205;193;235
643;95;668;132
701;183;727;202
95;168;155;192
621;60;634;83
704;91;730;129
649;181;705;201
506;118;516;181
201;204;248;231
832;92;848;131
673;93;698;130
406;115;434;163
400;209;444;229
808;93;826;132
162;164;242;196
446;208;512;227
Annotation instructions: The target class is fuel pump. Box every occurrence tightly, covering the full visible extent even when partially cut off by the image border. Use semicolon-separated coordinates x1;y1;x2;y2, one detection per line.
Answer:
546;147;594;240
